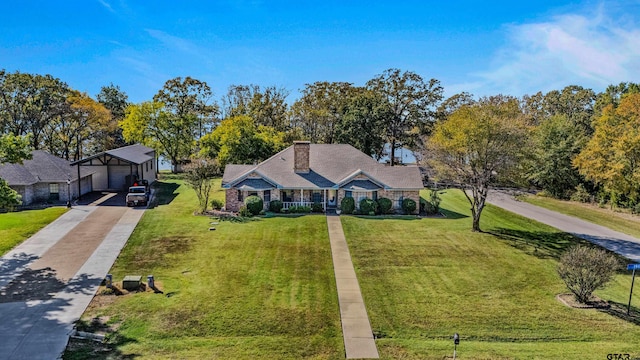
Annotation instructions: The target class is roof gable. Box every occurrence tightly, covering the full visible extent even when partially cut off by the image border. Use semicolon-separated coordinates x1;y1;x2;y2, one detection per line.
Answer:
0;150;94;186
222;143;424;190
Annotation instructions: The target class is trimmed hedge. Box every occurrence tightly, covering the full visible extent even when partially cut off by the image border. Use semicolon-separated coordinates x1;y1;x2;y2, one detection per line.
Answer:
312;202;324;213
269;200;283;213
377;197;393;214
359;198;378;215
289;205;311;213
244;195;263;215
402;198;417;214
340;197;355;214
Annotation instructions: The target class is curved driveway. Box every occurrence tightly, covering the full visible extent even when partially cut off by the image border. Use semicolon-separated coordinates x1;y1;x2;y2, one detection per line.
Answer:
487;191;640;262
0;194;145;360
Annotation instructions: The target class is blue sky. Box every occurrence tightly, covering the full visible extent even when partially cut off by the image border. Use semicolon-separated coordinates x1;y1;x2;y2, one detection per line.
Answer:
1;0;639;103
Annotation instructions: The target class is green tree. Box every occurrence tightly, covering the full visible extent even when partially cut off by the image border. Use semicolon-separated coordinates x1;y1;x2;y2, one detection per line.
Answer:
574;93;640;207
366;68;443;165
95;83;130;151
335;89;389;159
121;101;193;173
222;84;289;131
0;133;32;163
153;76;218;139
0;133;31;209
290;81;355;144
183;158;221;214
427;96;530;232
0;70;69;149
199;115;286;167
528;115;586;199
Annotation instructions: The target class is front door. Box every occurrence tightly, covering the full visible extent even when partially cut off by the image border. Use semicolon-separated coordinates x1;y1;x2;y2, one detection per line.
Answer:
328;190;337;207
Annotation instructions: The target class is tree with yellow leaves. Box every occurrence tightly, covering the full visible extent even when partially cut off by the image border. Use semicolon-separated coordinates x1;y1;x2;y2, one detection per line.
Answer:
574;93;640;208
427;96;530;231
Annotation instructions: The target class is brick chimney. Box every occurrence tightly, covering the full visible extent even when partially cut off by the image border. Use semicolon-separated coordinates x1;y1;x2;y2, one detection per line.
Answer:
293;141;310;173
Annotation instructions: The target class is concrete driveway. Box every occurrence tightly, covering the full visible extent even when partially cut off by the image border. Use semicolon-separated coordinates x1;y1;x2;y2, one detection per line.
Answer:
486;191;640;262
0;193;145;360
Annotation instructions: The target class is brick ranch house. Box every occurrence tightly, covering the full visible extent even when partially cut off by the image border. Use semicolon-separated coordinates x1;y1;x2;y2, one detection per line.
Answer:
221;141;424;213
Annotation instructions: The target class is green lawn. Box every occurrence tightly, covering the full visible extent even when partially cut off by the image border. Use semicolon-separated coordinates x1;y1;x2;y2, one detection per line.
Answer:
341;189;640;359
0;207;68;256
67;183;640;359
66;179;343;359
520;194;640;239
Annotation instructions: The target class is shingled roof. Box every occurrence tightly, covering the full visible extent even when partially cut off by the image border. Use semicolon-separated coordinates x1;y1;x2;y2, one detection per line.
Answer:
222;144;423;190
70;144;154;165
0;151;94;186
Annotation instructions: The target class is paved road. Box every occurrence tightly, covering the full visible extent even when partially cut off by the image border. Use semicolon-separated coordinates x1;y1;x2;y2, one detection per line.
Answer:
0;193;145;360
487;191;640;262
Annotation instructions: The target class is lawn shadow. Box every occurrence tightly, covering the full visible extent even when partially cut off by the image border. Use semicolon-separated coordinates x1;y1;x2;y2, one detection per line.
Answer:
598;301;640;326
150;181;180;207
438;207;469;219
488;228;590;259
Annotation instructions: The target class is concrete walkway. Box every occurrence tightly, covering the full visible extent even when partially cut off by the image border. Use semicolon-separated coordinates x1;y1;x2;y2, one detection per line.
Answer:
326;215;379;359
0;202;145;360
487;191;640;262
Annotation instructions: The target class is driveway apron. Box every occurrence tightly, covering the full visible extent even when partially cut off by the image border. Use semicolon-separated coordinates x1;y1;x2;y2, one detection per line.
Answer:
487;191;640;262
0;204;144;360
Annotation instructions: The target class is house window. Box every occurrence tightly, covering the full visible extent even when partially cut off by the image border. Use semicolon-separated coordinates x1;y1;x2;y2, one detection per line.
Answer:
353;191;368;203
345;191;352;198
249;191;258;197
49;183;60;201
282;190;293;202
146;162;149;172
312;191;322;203
264;190;271;203
392;191;404;209
372;191;378;201
237;190;243;202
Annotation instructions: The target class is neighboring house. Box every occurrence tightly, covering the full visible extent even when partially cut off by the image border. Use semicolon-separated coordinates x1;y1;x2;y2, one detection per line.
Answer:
222;141;423;213
0;150;94;205
71;144;157;192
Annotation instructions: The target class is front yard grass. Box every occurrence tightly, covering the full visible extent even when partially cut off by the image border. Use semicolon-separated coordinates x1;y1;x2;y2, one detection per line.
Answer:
0;207;68;256
65;180;343;359
342;189;640;359
520;194;640;239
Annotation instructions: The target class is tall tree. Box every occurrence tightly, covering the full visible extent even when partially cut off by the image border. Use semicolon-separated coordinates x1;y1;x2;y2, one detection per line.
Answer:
222;84;289;131
435;92;475;123
121;101;194;173
95;83;130;151
427;96;530;231
366;68;443;165
528;115;586;199
153;76;218;139
199;115;286;167
290;82;355;144
0;70;68;149
574;93;640;207
335;89;389;159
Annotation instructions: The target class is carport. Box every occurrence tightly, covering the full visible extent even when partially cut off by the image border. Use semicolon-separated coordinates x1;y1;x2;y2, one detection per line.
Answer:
70;144;157;198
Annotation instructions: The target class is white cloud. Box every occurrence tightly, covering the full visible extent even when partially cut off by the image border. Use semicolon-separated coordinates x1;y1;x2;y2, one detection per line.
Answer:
471;6;640;96
97;0;115;13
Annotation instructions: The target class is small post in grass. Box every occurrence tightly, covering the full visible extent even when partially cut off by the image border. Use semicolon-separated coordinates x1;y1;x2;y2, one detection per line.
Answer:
627;264;639;315
453;333;460;359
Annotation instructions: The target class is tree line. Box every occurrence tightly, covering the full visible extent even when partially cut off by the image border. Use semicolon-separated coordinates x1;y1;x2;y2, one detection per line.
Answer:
1;68;640;225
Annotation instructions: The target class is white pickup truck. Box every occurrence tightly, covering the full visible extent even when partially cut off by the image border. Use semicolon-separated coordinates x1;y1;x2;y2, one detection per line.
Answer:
126;186;149;207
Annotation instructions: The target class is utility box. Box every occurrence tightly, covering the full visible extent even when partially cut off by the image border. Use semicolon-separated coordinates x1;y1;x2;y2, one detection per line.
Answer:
123;275;142;291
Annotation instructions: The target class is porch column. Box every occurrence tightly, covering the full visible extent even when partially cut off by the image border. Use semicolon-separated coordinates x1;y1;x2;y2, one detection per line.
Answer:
324;189;327;210
300;189;303;204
